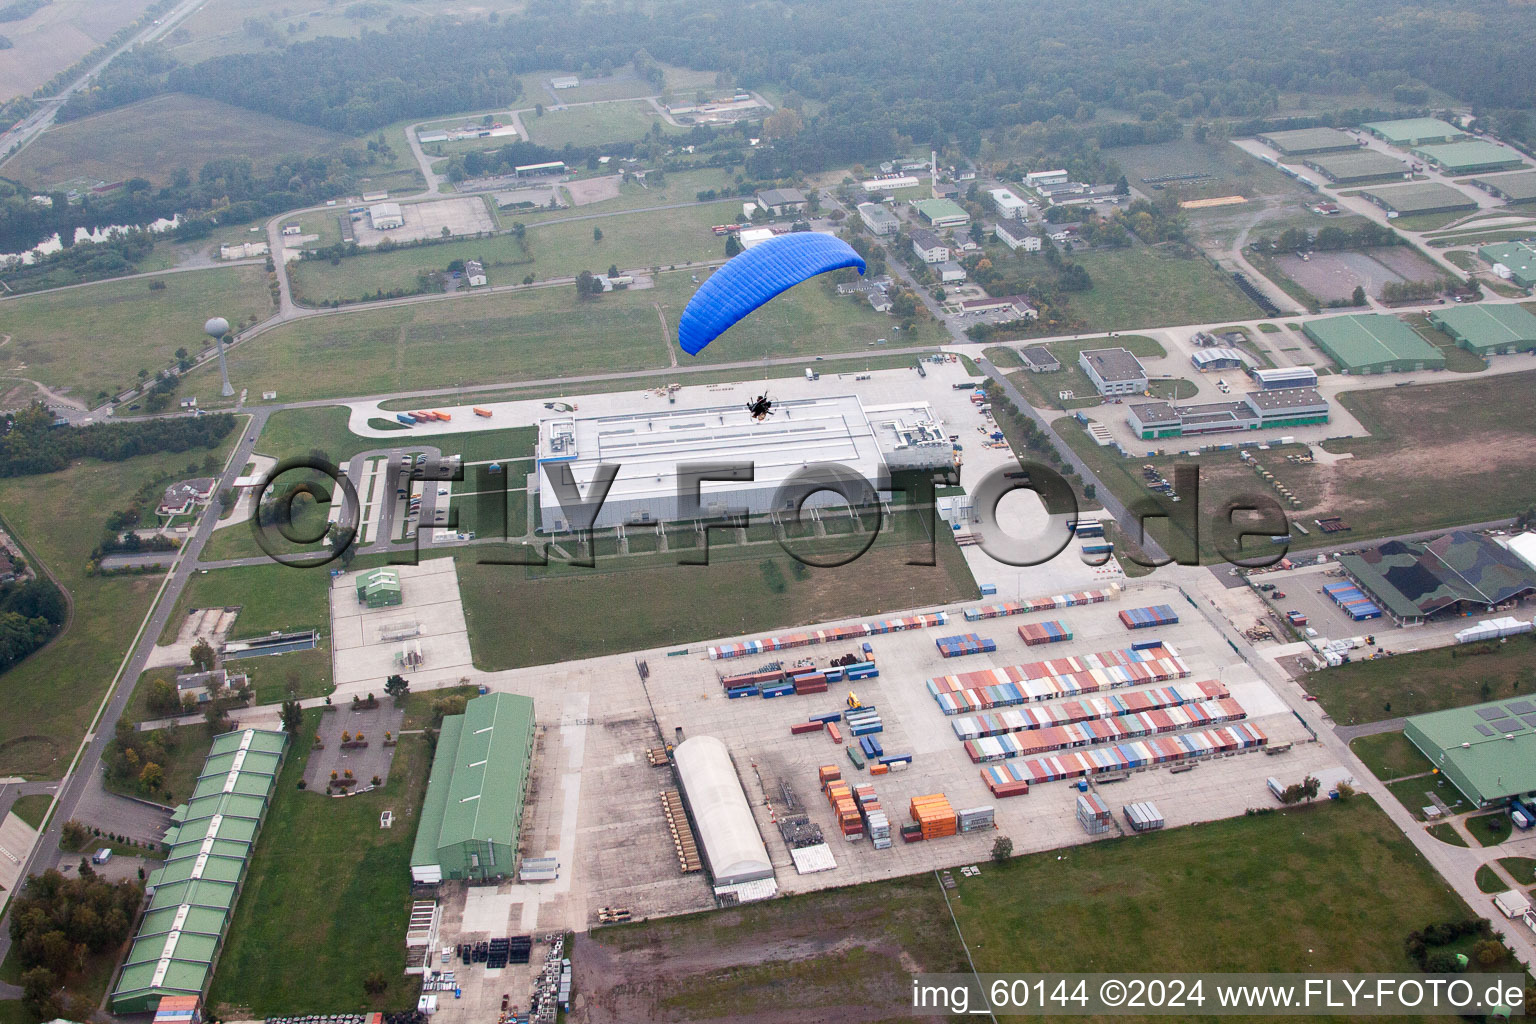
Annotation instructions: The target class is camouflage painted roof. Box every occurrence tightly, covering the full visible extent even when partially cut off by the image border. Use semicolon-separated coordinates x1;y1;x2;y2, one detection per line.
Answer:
1339;531;1536;618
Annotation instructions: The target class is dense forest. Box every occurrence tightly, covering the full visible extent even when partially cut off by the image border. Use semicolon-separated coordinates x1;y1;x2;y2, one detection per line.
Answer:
0;404;236;477
8;868;143;1021
0;576;66;673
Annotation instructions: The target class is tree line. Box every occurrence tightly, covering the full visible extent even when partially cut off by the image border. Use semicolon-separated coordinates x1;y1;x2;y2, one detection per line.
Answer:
0;404;236;478
8;867;143;1021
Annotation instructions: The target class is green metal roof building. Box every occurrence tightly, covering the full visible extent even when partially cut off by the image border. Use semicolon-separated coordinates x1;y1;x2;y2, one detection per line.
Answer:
1411;141;1526;175
1404;697;1536;807
1479;241;1536;288
1302;315;1445;374
1301;150;1408;183
1469;170;1536;204
356;567;402;608
1254;126;1358;155
410;692;534;883
912;198;969;227
1358;181;1478;216
1427;304;1536;354
110;729;288;1014
1361;117;1466;147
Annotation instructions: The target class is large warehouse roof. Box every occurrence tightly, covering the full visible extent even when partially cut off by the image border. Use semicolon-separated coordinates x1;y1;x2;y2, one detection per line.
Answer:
1427;304;1536;353
1339;530;1536;621
1302;150;1407;182
1470;170;1536;203
1411;140;1525;174
1361;117;1465;145
1480;241;1536;286
1302;315;1444;373
111;729;288;1013
673;735;774;889
1358;181;1478;214
1256;127;1357;154
1404;697;1536;806
411;692;534;875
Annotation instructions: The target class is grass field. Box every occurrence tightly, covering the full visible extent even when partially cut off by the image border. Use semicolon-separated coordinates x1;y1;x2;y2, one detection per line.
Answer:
0;433;238;777
1067;245;1262;330
207;707;424;1016
1427;822;1469;847
1386;774;1471;821
3;95;350;188
1499;856;1536;885
524;101;682;148
1477;864;1505;893
1467;812;1513;849
489;167;738;229
1306;635;1536;725
8;793;52;829
585;799;1472;1020
289;200;741;304
1112;139;1314;204
0;265;273;402
1349;731;1433;781
458;519;978;670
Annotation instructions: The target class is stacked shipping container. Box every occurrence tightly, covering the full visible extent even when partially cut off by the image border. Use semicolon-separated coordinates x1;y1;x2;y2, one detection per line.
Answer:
1118;604;1180;629
1013;723;1268;785
1075;792;1112;833
963;586;1118;622
1323;581;1382;621
708;613;948;659
1123;801;1165;831
1017;620;1072;646
821;768;863;841
845;705;883;735
957;806;995;833
910;794;958;839
927;644;1190;716
935;633;999;658
961;697;1247;763
950;680;1228;741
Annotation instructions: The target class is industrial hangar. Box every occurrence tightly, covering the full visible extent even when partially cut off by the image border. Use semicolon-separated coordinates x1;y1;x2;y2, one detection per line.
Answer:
1301;150;1408;183
1411;140;1526;176
1301;314;1446;374
1336;531;1536;625
1125;388;1329;441
1357;181;1479;216
1404;698;1536;807
1427;304;1536;355
1254;126;1359;155
534;396;953;532
1361;117;1467;147
1469;170;1536;204
1479;240;1536;288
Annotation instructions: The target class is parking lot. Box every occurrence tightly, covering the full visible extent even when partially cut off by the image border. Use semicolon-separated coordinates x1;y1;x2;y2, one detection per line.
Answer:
352;196;496;247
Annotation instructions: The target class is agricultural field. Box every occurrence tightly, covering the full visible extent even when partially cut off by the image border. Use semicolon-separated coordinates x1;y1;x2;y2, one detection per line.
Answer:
579;800;1471;1023
0;0;154;99
0;264;273;403
522;100;682;148
1307;634;1536;726
0;433;241;777
1067;245;1262;331
2;95;350;188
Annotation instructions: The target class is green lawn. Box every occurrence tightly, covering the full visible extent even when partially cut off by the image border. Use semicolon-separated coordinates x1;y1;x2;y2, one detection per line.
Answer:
8;793;52;829
1476;865;1505;893
206;708;424;1016
253;406;379;464
0;264;273;402
1500;856;1536;885
1385;775;1471;821
489;167;738;229
1066;245;1263;331
1348;731;1433;781
1426;822;1468;847
458;518;978;670
1305;634;1536;725
523;101;682;148
0;436;239;777
1467;812;1513;849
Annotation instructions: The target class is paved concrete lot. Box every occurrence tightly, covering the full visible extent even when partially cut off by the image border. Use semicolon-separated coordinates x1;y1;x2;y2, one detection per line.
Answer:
1273;248;1440;303
329;560;474;690
303;703;405;791
352;196;496;247
0;810;38;894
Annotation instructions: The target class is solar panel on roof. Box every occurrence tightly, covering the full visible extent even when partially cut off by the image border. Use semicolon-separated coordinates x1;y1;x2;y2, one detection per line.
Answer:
1509;701;1535;714
1489;709;1514;720
1474;724;1496;736
1521;714;1536;729
1504;719;1526;732
1476;707;1505;721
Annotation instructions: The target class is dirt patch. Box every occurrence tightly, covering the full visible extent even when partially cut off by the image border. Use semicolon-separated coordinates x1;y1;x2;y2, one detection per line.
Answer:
0;734;64;776
1272;248;1440;302
563;175;624;206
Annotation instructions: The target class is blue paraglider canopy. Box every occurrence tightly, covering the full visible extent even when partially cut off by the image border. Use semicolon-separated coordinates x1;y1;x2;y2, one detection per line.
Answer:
678;233;866;356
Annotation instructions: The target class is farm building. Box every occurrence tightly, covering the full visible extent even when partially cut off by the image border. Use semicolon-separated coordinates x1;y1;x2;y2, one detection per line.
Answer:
1360;117;1466;147
368;202;404;230
1125;387;1328;440
356;567;403;608
1337;531;1536;625
1019;345;1060;372
673;735;776;899
110;730;288;1013
1411;141;1525;175
1255;127;1359;155
1427;304;1536;355
1249;365;1318;390
1469;170;1536;204
912;198;969;228
1478;240;1536;288
1078;348;1147;395
1301;315;1445;374
1301;150;1408;183
409;693;535;883
1404;698;1536;807
1357;182;1478;216
857;202;900;235
1190;347;1248;371
535;396;949;532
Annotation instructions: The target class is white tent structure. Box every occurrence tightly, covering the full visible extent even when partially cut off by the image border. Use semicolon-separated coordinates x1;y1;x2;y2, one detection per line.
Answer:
673;736;775;893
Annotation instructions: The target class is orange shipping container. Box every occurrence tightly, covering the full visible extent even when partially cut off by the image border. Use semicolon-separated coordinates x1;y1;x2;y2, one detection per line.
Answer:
473;407;493;417
826;722;843;744
870;764;889;775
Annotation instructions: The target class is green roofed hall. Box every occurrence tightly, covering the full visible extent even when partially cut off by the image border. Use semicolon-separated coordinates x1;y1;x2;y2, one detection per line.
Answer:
356;566;402;608
1255;127;1358;155
1411;140;1526;175
1301;150;1407;183
912;198;969;227
1479;240;1536;288
1404;697;1536;807
1361;117;1466;147
110;729;288;1014
1302;314;1444;374
1357;181;1478;215
410;692;534;883
1469;170;1536;204
1427;304;1536;354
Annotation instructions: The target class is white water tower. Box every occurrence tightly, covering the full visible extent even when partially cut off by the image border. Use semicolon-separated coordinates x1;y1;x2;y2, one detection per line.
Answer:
204;316;233;397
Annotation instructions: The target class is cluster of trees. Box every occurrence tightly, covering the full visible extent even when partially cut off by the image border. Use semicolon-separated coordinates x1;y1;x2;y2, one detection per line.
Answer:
0;577;65;674
982;382;1077;478
56;44;179;122
1381;279;1447;303
0;404;235;478
0;0;49;23
8;868;143;1021
1404;919;1505;974
1252;221;1401;254
104;716;182;795
1275;774;1322;804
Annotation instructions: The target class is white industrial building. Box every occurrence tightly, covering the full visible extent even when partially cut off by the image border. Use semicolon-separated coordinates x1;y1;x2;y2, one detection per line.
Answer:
534;395;950;532
673;736;776;900
1248;366;1319;390
369;202;404;230
1026;169;1069;187
989;188;1029;219
1501;533;1536;575
994;220;1042;252
857;201;900;235
1079;348;1149;395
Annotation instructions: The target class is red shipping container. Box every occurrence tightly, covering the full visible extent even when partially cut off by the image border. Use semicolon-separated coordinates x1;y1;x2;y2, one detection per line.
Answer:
790;722;822;735
826;722;843;744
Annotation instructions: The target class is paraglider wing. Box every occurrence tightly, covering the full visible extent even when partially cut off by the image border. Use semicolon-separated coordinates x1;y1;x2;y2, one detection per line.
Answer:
677;233;866;356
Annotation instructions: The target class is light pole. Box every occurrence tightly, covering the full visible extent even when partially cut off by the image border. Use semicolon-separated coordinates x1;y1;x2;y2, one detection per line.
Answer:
204;316;233;398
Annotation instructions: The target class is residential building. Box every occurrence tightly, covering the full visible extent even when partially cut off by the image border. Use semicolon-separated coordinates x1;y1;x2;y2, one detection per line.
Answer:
910;229;949;264
938;261;967;284
1078;348;1148;396
754;188;808;217
857;202;900;235
465;259;487;287
994;220;1042;252
989;188;1029;219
